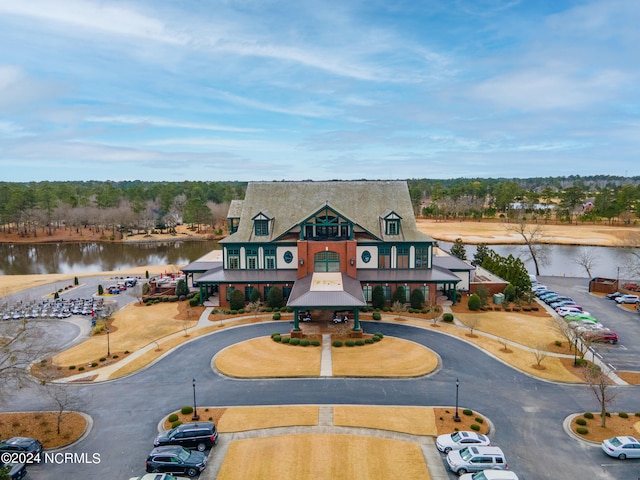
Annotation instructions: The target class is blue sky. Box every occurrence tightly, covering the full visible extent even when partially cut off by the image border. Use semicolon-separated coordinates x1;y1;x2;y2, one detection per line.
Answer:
1;0;639;182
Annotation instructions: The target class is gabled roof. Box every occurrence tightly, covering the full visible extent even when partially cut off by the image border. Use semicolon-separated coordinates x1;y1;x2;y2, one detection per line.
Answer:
221;181;435;244
227;199;243;219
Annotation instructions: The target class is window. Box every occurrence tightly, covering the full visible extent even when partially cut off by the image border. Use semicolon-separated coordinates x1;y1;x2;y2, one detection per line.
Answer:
254;219;269;236
415;247;429;269
386;220;399;235
244;286;254;301
378;246;391;269
382;285;391;301
397;247;409;268
264;247;276;269
226;286;235;301
421;285;430;302
227;248;240;269
283;285;292;299
363;285;372;302
314;251;340;272
264;286;271;299
246;247;258;269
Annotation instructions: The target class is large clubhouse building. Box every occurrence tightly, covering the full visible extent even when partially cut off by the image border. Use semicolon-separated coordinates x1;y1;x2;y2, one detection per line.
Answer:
184;181;470;332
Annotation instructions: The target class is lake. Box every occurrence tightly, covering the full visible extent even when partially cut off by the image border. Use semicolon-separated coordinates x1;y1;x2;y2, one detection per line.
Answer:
0;241;220;275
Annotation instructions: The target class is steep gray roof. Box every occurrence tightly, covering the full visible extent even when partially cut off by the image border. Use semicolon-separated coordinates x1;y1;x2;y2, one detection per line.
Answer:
221;181;434;244
227;199;243;219
287;273;366;307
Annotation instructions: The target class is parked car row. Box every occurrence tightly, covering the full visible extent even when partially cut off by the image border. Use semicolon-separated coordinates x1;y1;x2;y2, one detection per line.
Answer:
132;421;218;478
532;284;619;344
1;297;104;321
436;430;518;477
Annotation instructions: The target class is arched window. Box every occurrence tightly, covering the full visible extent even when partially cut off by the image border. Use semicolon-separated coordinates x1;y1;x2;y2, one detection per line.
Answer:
314;251;340;272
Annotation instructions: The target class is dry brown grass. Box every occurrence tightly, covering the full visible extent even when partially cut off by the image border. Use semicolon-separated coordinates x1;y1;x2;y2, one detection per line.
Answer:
570;413;640;442
616;371;640;385
0;412;86;449
217;433;430;480
416;218;639;246
332;338;438;377
215;337;322;377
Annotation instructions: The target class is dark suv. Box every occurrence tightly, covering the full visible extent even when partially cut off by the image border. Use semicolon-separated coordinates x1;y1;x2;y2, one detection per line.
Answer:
145;445;206;477
154;422;218;452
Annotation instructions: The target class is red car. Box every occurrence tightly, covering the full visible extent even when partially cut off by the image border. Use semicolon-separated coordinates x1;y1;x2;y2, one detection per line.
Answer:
582;330;618;344
622;282;639;291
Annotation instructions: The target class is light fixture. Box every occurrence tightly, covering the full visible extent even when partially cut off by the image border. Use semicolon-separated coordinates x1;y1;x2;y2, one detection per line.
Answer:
350;258;355;266
299;259;304;266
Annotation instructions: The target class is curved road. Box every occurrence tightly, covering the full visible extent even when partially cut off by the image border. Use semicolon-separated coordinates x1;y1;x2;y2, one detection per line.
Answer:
3;278;640;479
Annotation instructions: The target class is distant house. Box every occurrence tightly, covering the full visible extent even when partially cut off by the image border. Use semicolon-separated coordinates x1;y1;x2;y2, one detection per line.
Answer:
185;181;464;332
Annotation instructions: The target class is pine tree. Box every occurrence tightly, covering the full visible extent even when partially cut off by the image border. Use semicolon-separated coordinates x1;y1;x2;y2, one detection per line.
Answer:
450;238;467;260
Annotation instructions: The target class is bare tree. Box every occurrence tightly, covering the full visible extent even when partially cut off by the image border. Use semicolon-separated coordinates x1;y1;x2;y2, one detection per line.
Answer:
0;320;53;402
391;300;405;319
533;343;548;368
245;301;262;318
583;363;617;427
466;315;480;336
41;381;86;434
127;284;144;304
617;232;640;279
574;248;599;278
505;216;550;275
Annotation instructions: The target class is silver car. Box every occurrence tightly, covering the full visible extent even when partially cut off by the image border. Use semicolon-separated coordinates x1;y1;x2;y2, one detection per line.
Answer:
602;436;640;459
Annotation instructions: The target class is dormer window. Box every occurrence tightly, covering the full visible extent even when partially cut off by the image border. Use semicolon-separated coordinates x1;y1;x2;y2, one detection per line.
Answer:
382;210;402;236
252;211;272;237
254;219;269;236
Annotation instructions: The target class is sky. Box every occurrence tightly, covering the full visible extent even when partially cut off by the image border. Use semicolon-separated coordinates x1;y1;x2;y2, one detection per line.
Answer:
1;0;639;183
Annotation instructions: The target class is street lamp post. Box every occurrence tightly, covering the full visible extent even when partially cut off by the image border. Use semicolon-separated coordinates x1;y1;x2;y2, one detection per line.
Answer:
453;378;461;422
192;378;199;421
574;337;578;366
106;327;111;357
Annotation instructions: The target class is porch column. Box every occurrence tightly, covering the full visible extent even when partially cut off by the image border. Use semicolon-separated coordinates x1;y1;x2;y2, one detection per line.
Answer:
199;284;204;306
293;308;301;332
352;308;361;332
452;283;457;306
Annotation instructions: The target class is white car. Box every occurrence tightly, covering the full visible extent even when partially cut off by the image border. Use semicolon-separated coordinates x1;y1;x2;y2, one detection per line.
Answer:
615;294;639;304
602;436;640;459
459;471;520;480
556;307;589;317
436;431;490;453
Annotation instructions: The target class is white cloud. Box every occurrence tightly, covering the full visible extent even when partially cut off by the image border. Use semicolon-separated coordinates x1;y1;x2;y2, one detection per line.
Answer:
86;115;261;133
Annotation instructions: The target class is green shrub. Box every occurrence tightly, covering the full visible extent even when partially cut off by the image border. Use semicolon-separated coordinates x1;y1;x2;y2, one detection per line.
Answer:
289;338;300;346
271;332;281;338
272;313;281;320
503;284;516;302
365;338;374;344
112;354;119;359
372;336;381;342
346;340;355;347
355;339;365;346
554;340;562;347
467;294;482;311
265;307;273;312
280;307;287;312
443;313;454;323
374;332;384;338
475;417;483;424
168;413;179;422
124;350;130;354
382;307;390;312
267;286;284;309
237;308;245;314
619;412;629;418
470;424;480;431
576;427;588;435
300;339;310;347
98;284;104;295
410;288;425;309
372;285;385;309
181;406;194;415
462;409;473;416
575;358;588;367
575;418;587;426
90;362;98;367
69;365;76;370
74;276;79;285
333;341;343;347
171;420;183;428
272;335;282;342
372;312;381;320
188;294;200;307
99;357;106;362
281;337;290;344
311;341;320;347
78;366;85;371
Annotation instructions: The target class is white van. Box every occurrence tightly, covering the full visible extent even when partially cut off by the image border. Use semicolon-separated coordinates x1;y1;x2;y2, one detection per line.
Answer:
447;446;507;475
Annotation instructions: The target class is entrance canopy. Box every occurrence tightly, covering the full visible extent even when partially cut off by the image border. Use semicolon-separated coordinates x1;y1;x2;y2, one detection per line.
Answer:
287;272;366;308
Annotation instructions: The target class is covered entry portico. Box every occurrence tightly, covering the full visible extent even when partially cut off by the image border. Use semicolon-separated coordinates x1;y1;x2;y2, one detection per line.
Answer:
287;272;366;333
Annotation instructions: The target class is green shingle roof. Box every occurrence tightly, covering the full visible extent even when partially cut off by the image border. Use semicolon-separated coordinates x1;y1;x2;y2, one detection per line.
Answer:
221;180;434;244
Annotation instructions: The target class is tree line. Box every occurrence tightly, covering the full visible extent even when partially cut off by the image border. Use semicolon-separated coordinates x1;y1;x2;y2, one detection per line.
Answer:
1;176;639;240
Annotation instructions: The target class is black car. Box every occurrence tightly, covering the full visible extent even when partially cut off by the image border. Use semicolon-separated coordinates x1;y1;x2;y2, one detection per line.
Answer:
145;445;206;477
0;436;43;459
154;422;218;451
0;461;27;480
606;291;623;300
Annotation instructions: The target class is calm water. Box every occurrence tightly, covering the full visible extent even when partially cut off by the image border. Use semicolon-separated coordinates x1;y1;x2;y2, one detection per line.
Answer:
438;242;632;280
0;241;220;275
